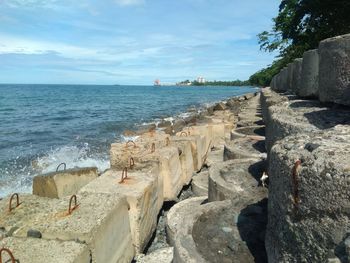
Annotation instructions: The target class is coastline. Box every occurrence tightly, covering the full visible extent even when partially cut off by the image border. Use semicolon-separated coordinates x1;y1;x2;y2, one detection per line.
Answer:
0;87;258;198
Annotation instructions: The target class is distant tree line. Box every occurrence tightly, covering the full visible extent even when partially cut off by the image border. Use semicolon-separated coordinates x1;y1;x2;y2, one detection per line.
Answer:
249;0;350;86
191;79;251;86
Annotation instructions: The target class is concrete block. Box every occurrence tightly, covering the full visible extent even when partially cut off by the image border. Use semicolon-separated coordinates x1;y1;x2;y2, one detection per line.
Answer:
287;63;294;91
291;58;303;94
0;193;134;263
208;159;267;202
191;170;208;197
110;131;169;170
137;146;183;201
0;237;90;263
135;247;174;263
0;194;60;237
230;125;265;140
224;137;266;161
266;127;350;262
173;134;206;172
166;197;231;263
169;137;194;185
299;49;319;98
277;69;285;92
319;33;350;106
79;167;161;254
265;99;350;153
33;167;98;198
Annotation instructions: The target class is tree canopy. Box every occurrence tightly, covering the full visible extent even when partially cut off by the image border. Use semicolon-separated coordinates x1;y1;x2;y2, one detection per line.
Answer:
249;0;350;86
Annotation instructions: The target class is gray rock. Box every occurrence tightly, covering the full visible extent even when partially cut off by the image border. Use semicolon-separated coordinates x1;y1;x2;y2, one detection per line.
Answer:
299;49;319;98
319;33;350;106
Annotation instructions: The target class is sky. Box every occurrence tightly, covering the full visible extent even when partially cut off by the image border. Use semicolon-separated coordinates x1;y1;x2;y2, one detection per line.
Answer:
0;0;280;85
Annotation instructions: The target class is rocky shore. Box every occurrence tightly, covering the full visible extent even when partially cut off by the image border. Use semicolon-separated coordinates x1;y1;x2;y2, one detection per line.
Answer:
0;90;262;263
1;33;350;263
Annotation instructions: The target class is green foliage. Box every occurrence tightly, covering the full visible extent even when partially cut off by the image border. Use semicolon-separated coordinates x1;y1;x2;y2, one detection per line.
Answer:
191;79;251;86
177;79;251;86
250;0;350;86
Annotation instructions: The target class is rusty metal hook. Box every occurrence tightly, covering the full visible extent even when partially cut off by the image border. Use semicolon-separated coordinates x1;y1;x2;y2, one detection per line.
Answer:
9;193;20;212
129;157;135;169
0;248;15;263
56;162;66;172
150;143;156;153
180;131;188;137
291;159;302;207
119;167;128;184
68;195;79;215
126;140;137;148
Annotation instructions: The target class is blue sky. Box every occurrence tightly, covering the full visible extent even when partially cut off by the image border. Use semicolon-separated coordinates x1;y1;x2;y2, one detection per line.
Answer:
0;0;280;85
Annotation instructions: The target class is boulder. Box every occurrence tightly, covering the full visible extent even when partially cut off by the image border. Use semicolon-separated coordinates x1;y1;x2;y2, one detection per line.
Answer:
319;33;350;106
299;49;319;98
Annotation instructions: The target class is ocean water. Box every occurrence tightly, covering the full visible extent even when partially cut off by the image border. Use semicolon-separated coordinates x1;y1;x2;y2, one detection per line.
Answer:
0;84;257;197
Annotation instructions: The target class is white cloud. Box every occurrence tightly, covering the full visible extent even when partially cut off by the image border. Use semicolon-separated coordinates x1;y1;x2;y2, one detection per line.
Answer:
114;0;145;6
4;0;59;8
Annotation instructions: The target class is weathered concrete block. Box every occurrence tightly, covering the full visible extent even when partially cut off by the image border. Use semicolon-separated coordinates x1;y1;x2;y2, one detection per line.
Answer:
287;63;294;91
319;34;350;106
135;247;174;263
137;146;183;201
191;170;208;197
0;193;134;263
0;194;59;237
266;127;350;262
79;167;161;254
166;197;232;263
169;137;194;185
172;134;205;172
110;131;169;170
224;137;266;161
213;102;226;111
208;159;267;202
265;99;350;153
291;58;303;95
230;125;265;140
273;69;288;92
33;167;98;198
0;237;90;263
299;49;319;98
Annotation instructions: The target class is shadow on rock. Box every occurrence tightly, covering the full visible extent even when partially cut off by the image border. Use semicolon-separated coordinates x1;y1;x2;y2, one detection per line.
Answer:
237;198;268;263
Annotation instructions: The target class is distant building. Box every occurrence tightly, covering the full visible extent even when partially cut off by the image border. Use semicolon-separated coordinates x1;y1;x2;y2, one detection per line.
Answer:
197;76;206;83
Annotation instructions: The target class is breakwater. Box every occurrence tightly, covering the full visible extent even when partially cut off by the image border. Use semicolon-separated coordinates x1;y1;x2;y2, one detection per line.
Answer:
0;91;260;262
265;33;350;262
0;84;256;198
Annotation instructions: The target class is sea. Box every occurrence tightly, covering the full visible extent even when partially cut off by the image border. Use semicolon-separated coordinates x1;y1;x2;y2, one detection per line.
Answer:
0;84;257;197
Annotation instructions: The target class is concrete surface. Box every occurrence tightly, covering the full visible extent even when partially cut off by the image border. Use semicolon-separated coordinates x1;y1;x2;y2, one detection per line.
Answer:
33;167;98;198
